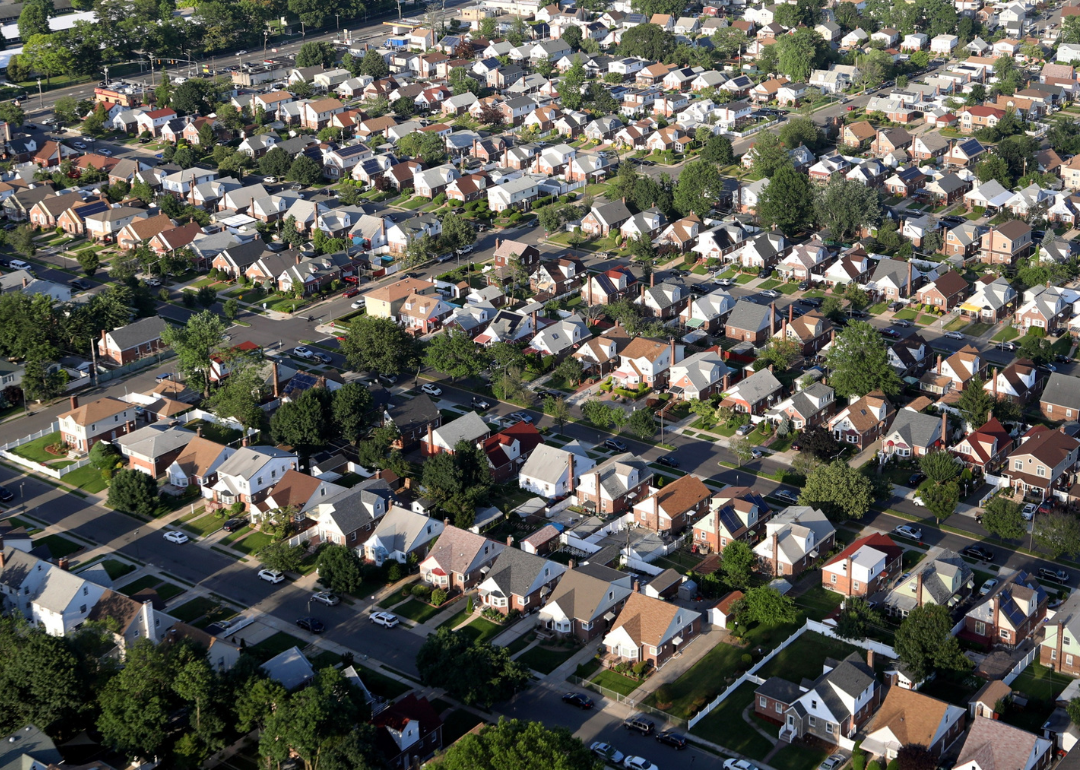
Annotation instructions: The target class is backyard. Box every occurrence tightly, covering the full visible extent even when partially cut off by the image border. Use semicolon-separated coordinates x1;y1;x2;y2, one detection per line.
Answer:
754;632;865;681
690;682;775;759
792;587;845;622
1003;662;1072;732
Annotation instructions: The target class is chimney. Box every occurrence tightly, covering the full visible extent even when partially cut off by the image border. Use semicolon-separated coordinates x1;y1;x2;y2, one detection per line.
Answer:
992;367;998;399
506;535;514;547
650;272;655;287
653;493;659;528
196;427;202;438
0;534;4;570
1057;621;1065;672
772;533;779;577
588;272;594;307
296;252;301;265
936;353;943;373
427;422;434;452
242;435;249;447
830;329;836;342
21;277;27;289
69;395;79;410
722;373;730;391
866;649;874;669
770;302;776;335
444;517;450;527
272;361;280;398
941;410;948;446
531;310;537;330
58;557;69;571
669;337;675;365
768;364;774;372
633;579;640;593
916;570;924;607
640;283;646;298
788;303;793;323
907;260;913;296
595;470;601;510
567;451;575;495
993;593;1001;633
782;318;788;338
567;558;575;570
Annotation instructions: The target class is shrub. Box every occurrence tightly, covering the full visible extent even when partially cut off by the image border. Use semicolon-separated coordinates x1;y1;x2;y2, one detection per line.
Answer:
655;684;673;704
432;192;447;205
853;748;866;770
740;653;753;668
387;562;403;582
411;583;432;599
867;761;881;770
431;588;447;606
631;661;650;678
505;608;521;623
466;596;474;614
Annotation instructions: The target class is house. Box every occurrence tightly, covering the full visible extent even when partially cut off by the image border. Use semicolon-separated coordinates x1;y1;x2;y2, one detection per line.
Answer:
1016;285;1070;334
822;533;903;598
1039;592;1080;675
574;452;653;515
725;300;779;345
962;569;1047;649
921;345;985;396
301;98;346;130
603;593;701;669
951;417;1014;473
981;219;1035;265
0;546;106;636
860;687;967;760
115;424;194;478
638;281;690;320
953;717;1053;770
581;267;637;306
260;470;348;521
1003;425;1080;500
398;292;453;335
305;476;393;546
984;361;1038;407
872;128;913;157
693;486;771;554
210;446;299;511
58;396;136;453
518;442;595;499
631;474;711;535
923;174;971;207
776;310;834;357
478;548;566;615
363;506;444;566
680;290;736;337
871;258;915;299
97;316;168;366
883;546;973;617
721;368;784;416
828;392;896;451
419;525;503;593
364;277;436;319
959;275;1017;321
882;408;947;458
1041;373;1080;422
540;562;635;641
166;436;235;492
481;421;543;483
766;382;836;430
421;411;489;457
668;349;732;402
776;240;827;283
754;505;836;578
612;336;681;389
85;205;150;243
581;200;633;237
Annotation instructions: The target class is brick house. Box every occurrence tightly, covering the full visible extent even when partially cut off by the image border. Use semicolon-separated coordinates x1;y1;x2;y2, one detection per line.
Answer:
421;411;490;457
603;593;701;669
477;548;566;615
383;394;441;451
720;368;783;416
950;416;1014;473
58;396;137;453
882;546;973;617
915;270;970;311
861;688;967;760
953;717;1052;770
693;487;771;554
821;533;902;598
828;392;896;450
962;570;1047;649
419;525;503;593
481;421;544;483
539;562;635;642
373;694;444;769
754;505;836;578
725;299;780;345
1002;425;1080;501
115;424;195;477
97;316;168;366
210;446;299;512
611;337;681;389
574;453;653;515
1040;372;1080;422
631;474;711;535
981;220;1033;265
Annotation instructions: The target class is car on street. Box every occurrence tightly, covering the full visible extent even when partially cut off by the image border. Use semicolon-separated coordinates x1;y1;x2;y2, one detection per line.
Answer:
1040;567;1070;585
351;299;365;309
799;297;823;308
1023;503;1037;520
944;331;965;340
962;545;994;562
819;755;847;770
979;578;1000;597
909;473;926;486
717;278;735;287
258;569;285;583
590;742;624;764
222;517;246;532
421;383;443;396
880;328;900;338
313;351;332;364
750;448;764;460
163;530;189;544
155;372;172;382
761;289;780;298
370;611;400;628
1000;341;1017;352
624;716;655;735
343;287;360;298
912;495;925;507
293;346;313;359
894;524;923;540
775;489;799;504
657;455;679;468
264;176;277;183
1056;355;1072;364
562;692;594;709
379;373;398;385
511;411;534;424
9;260;32;271
70;279;89;290
725;760;760;770
0;485;12;503
312;591;340;606
605;438;628;452
472;397;491;409
73;142;85;149
296;617;325;633
456;244;474;255
624;758;659;770
736;423;754;436
655;730;687;750
893;319;912;328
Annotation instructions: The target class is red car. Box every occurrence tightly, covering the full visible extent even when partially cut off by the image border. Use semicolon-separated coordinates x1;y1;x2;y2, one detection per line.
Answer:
343;275;359;284
343;287;360;298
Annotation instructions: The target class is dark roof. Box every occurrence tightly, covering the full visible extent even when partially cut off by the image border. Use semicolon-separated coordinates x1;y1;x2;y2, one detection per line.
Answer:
756;676;804;704
109;316;168;350
1042;372;1080;409
386;393;440;434
221;238;267;268
485;548;558;597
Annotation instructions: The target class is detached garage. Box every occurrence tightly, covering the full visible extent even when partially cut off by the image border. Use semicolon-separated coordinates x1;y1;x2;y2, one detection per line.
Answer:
709;589;744;629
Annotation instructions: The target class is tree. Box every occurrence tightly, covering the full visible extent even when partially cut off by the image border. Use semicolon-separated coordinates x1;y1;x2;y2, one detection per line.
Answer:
618;23;675;61
259;146;292;178
920;480;959;525
814;176;882;242
582;399;614;428
1068;698;1080;728
160;310;226;398
21;357;66;403
628;408;655;440
0;616;85;737
296;41;336;68
171;79;216;115
834;598;885;641
982;496;1025;541
52;95;80;124
672;159;724;218
90;439;120;471
97;638;172;758
729;436;754;466
422;441;493;528
18;0;51;45
396;131;447;165
415;628;530;707
360;48;389;78
779;116;822;152
205;353;265;433
106;468;159;515
561;24;583;50
896;745;937;770
792;450;823;480
23;34;74;86
919;449;961;484
1034;511;1080;559
755;336;801;372
976;155;1012;188
11;224;35;259
341;315;418;377
543;396;571;430
441;212;476;252
721;540;755;589
316;543;366;594
271;388;331;449
701;133;735;165
257;540;306;573
800;460;876;521
287;155;323;185
954;374;995;429
774;28;830;82
894;604;970;681
439;718;599;770
554;356;583;387
737;586;799;626
759;164;814;236
751;131;793;180
331;382;372;445
826;321;903;398
425;327;487;380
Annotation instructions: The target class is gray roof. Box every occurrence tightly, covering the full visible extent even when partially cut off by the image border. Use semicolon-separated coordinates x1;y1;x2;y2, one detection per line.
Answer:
260;646;315;690
368;506;441;555
426;525;502;576
484;547;560;598
546;564;631;622
0;724;62;770
591;452;652;500
434;411;489;448
1042;372;1080;410
888;408;942;449
216;445;295;480
757;676;804;704
115;424;195;458
727;299;775;333
320;477;394;535
520;442;587;485
386;393;440;434
731;368;783;405
872;257;910;286
590;200;633;228
800;653;875;720
887;545;971;612
108;315;168;350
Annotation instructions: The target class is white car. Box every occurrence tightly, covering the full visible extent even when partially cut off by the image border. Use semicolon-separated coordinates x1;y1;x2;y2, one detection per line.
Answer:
590;742;624;764
264;176;277;183
163;530;189;544
725;760;759;770
370;611;400;628
73;142;86;149
311;591;340;606
456;244;474;255
351;299;365;309
421;383;443;396
100;149;112;156
761;289;780;298
293;346;313;359
8;260;31;271
979;578;999;597
912;495;925;507
258;569;285;584
624;758;659;770
944;331;965;340
894;524;923;540
1022;503;1037;520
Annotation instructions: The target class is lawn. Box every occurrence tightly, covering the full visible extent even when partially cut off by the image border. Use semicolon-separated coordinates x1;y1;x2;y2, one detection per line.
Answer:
516;644;578;674
690;682;775;760
250;631;308;662
442;709;486;745
962;322;993;336
182;512;225;537
185;419;242;446
32;534;83;559
735;274;756;284
170;596;219;623
755;632;861;681
458;617;505;645
943;316;969;332
100;559;136;580
771;744;830;770
504;635;534;656
119;575;163;597
966;206;986;220
792;587;845;622
61;464;109;493
1010;662;1072;702
894;308;918;321
758;279;783;290
398;196;430;210
992;326;1019;342
378;585;416;608
867;302;888;315
591;668;641;697
354;663;413;700
12;432;63;464
156;582;185;601
221;524;251;544
394;598;446;624
231;530;274;556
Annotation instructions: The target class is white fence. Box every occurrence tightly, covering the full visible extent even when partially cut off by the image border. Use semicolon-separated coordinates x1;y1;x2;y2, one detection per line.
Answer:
687;619;898;730
0;421;97;480
725;118;783;139
1002;646;1038;686
625;556;666;576
0;422;60;452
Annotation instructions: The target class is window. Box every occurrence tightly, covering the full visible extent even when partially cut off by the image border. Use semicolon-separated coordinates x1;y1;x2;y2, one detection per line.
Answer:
1000;628;1009;639
1052;649;1058;660
1015;460;1023;471
83;587;88;596
256;476;263;486
776;702;783;713
1038;466;1047;477
1069;654;1075;666
760;696;767;708
853;581;860;591
831;573;837;583
975;621;985;636
809;716;817;727
79;605;86;613
826;723;834;735
848;434;859;444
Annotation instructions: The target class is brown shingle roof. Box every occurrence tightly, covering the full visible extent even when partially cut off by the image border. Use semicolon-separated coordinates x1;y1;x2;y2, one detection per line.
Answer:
173;436;230;478
869;687;953;746
620;337;669;363
123;212;174;241
609;592;683;647
954;716;1047;770
60;396;130;426
642;473;710;517
266;469;324;510
364;277;434;303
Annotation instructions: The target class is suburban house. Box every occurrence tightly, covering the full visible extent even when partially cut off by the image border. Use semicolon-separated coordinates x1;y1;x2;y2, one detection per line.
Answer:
363;506;445;566
981;220;1034;265
753;505;836;578
882;546;973;618
631;474;711;535
0;546;107;636
766;382;835;430
574;453;653;515
1040;593;1080;675
860;687;967;760
602;593;701;669
828;392;896;450
726;300;780;345
821;533;903;598
721;368;783;416
1041;372;1080;422
58;396;137;453
667;349;732;402
914;270;970;311
419;525;503;593
372;694;444;769
166;436;236;493
481;421;544;483
477;548;566;615
97;316;169;366
539;562;635;642
209;446;299;512
518;443;595;500
1002;425;1080;500
953;717;1052;770
881;408;947;458
693;486;771;554
611;337;682;389
115;425;195;477
962;569;1047;649
383;394;441;452
951;417;1014;473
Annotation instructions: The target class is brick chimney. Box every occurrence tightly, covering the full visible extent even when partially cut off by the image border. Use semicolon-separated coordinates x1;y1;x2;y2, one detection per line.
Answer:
1057;621;1065;671
296;252;302;265
588;273;594;306
427;422;434;452
595;470;601;509
907;260;913;296
196;427;202;438
567;558;575;570
669;337;675;365
567;451;574;495
0;534;4;569
242;435;249;446
936;353;943;373
633;579;640;593
993;592;1001;635
788;303;793;323
531;309;537;331
722;373;730;391
69;395;79;410
640;283;646;298
772;533;779;577
770;302;776;335
506;535;514;546
272;360;281;398
21;277;27;288
941;410;948;446
992;367;998;399
444;517;451;527
867;649;874;669
781;318;787;338
653;493;660;529
650;272;655;287
58;557;69;571
830;329;836;342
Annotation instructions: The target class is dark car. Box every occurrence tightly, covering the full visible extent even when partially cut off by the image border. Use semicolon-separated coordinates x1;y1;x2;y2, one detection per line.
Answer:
0;485;12;503
655;731;688;750
962;545;994;562
657;455;679;468
799;297;823;308
908;472;926;486
314;351;333;364
296;617;325;633
880;328;900;338
1056;355;1072;364
222;517;247;532
757;267;773;279
605;438;628;452
798;281;809;290
624;716;655;735
1040;568;1070;585
562;692;595;709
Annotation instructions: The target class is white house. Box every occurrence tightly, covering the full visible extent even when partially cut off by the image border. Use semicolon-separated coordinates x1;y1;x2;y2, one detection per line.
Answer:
518;442;595;499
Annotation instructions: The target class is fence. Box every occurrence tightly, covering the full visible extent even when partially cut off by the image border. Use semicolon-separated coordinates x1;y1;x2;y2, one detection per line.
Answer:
95;349;176;384
725;118;783;139
0;422;59;452
1002;646;1038;686
0;419;96;480
625;556;666;576
568;675;687;727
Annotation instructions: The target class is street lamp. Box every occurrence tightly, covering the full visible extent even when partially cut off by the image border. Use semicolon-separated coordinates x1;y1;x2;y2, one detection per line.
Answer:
36;79;42;110
335;13;340;31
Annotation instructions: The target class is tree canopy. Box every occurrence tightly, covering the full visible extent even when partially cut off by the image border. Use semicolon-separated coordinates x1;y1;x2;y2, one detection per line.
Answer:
416;627;530;707
440;718;600;770
825;321;903;398
799;459;876;521
894;604;970;681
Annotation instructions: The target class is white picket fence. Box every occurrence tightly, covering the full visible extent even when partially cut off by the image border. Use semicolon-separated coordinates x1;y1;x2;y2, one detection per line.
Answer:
687;619;898;730
0;422;60;452
1002;646;1038;686
0;420;96;480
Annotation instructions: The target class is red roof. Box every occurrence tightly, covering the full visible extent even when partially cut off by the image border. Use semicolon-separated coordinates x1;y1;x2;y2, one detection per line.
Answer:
144;108;176;119
713;590;744;614
824;533;902;569
482;421;544;467
963;105;1006;118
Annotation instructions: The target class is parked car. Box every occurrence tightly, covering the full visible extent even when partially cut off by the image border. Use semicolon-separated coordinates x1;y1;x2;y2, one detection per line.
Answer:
798;281;810;290
378;373;398;385
70;279;89;290
562;692;595;709
962;545;994;562
369;611;400;628
819;755;848;770
456;244;474;255
605;438;628;452
1056;355;1072;364
511;411;534;424
9;260;32;271
421;383;443;396
472;397;491;409
944;331;965;340
735;423;754;436
657;455;679;468
750;448;764;460
624;716;655;735
655;730;687;750
799;297;823;308
313;351;332;364
296;617;325;633
351;299;365;309
258;569;285;583
590;742;624;764
1040;567;1071;585
880;328;901;339
163;530;189;544
761;289;780;299
0;485;12;503
775;489;799;504
1022;503;1037;520
908;472;926;486
624;758;659;770
222;517;246;532
979;578;999;597
311;591;340;606
293;346;314;359
894;524;923;540
1000;341;1017;352
155;372;172;382
343;287;360;298
717;278;735;287
757;267;773;279
725;760;760;770
893;319;912;328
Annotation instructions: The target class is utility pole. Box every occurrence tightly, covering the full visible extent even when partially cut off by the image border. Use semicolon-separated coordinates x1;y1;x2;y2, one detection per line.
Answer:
36;79;42;110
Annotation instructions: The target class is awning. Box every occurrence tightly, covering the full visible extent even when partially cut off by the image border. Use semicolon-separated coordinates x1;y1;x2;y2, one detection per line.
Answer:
603;611;616;621
673;635;684;646
959;301;984;313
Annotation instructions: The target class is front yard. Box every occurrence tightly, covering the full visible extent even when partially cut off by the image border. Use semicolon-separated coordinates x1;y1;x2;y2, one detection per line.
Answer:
690;682;775;759
11;432;64;464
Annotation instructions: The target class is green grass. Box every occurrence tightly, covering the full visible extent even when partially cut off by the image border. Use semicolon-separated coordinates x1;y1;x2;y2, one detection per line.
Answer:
119;575;162;597
156;582;185;601
458;617;504;645
758;279;783;290
516;644;578;674
100;559;136;580
32;533;83;558
992;326;1019;342
915;314;938;326
250;631;308;663
170;596;220;623
393;598;446;623
690;682;775;759
221;524;251;544
867;302;888;315
770;744;830;770
792;587;845;622
503;635;534;656
354;663;413;700
60;464;108;493
12;432;63;464
735;273;756;284
438;607;473;629
961;321;993;336
182;512;225;537
1010;662;1072;702
755;632;861;681
309;650;342;670
378;585;416;608
591;668;641;697
943;316;970;332
231;531;275;556
398;196;429;210
894;308;918;321
185;419;242;446
442;709;486;745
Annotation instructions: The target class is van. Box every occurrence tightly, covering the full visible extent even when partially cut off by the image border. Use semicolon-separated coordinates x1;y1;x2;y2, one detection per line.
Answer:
8;259;31;271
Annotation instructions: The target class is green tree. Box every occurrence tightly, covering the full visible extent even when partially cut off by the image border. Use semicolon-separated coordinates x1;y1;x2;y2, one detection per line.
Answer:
0;616;85;737
702;133;735;165
287;155;323;185
160;310;226;398
920;480;959;525
205;352;265;432
1034;511;1080;559
341;315;418;377
23;33;74;86
759;164;814;236
672;159;723;218
11;223;35;259
543;396;571;430
270;387;331;449
21;356;66;402
896;745;936;770
982;496;1025;541
360;49;389;78
956;375;994;429
425;327;488;380
721;540;755;589
751;131;792;179
774;28;829;82
919;449;961;483
814;176;882;242
106;468;159;515
628;408;655;439
421;441;493;528
316;543;366;594
396;131;447;165
737;586;799;625
834;598;885;641
779;116;822;151
440;212;476;252
439;718;599;770
415;628;530;707
729;436;754;466
97;638;172;758
89;439;120;470
976;154;1012;188
18;0;51;45
894;604;971;680
331;381;373;445
617;22;676;61
800;460;876;521
222;297;238;323
755;336;800;372
296;41;336;68
257;540;306;573
826;320;903;398
259;146;292;178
